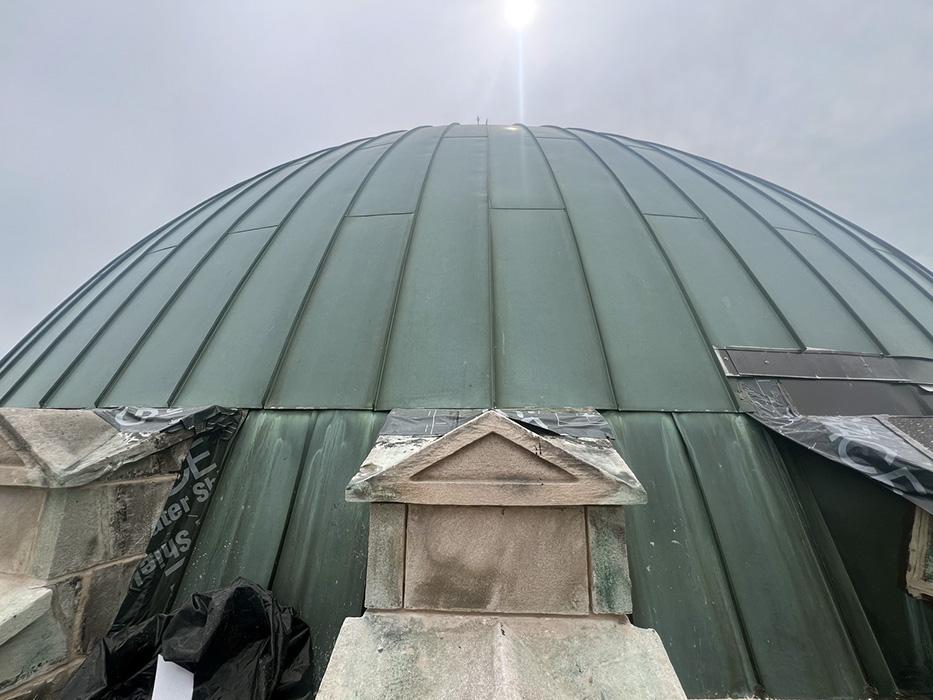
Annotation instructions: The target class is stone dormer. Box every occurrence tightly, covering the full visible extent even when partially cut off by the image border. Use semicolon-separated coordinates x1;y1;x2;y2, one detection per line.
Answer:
319;409;686;699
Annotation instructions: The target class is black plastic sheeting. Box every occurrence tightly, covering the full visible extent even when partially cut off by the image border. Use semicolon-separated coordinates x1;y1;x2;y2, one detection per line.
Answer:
63;579;313;700
739;379;933;514
94;405;241;436
94;406;244;630
379;407;613;438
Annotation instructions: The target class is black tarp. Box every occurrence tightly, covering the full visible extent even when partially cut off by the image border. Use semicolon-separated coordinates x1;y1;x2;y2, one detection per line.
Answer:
62;579;313;700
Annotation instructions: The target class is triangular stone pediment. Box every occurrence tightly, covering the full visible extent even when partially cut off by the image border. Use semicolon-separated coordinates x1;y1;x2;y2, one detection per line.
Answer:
411;432;577;483
347;410;646;506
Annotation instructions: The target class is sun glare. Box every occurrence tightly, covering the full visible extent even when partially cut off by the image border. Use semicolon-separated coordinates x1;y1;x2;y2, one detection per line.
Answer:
504;0;537;30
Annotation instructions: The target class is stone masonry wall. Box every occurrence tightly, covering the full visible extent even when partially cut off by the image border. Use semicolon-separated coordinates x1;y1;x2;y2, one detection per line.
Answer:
0;441;187;698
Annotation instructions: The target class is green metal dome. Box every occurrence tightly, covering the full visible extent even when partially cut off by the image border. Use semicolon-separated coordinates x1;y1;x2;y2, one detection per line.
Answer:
2;124;931;410
4;125;933;698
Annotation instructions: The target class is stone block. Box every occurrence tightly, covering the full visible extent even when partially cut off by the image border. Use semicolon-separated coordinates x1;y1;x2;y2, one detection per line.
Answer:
78;557;140;653
365;504;406;610
0;487;45;575
0;409;114;474
32;486;107;579
0;578;68;694
46;574;82;654
587;505;633;614
108;479;174;560
31;477;173;579
318;611;687;699
0;658;83;700
404;505;589;614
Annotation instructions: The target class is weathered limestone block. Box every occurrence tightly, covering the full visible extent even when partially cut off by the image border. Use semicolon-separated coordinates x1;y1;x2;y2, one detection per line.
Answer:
587;505;633;614
319;612;687;699
0;410;115;485
404;504;589;614
0;658;83;700
0;407;194;694
78;557;142;653
364;503;406;610
30;478;173;579
0;578;68;695
0;488;45;575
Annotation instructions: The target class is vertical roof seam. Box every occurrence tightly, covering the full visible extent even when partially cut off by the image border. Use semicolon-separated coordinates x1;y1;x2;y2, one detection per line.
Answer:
260;126;433;408
519;123;620;410
669;413;765;695
372;123;458;410
167;133;402;407
559;127;737;411
606;135;809;352
674;149;933;347
486;123;497;406
86;143;352;408
3;153;312;406
636;140;896;354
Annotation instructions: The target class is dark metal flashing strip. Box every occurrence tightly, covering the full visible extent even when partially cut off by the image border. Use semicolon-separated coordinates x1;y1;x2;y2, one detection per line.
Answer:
717;347;933;385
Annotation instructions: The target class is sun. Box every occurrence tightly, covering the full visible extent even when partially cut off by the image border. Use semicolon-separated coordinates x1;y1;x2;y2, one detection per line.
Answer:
504;0;537;30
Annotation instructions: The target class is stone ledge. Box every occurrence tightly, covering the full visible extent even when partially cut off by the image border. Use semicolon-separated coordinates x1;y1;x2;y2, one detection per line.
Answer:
0;657;83;700
0;576;67;695
319;611;687;699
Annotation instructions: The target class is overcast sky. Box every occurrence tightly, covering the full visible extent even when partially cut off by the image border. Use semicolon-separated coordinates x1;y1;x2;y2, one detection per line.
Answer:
2;0;932;355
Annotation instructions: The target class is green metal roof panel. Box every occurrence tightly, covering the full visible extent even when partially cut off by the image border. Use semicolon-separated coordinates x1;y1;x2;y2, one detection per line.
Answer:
268;213;413;408
4;124;933;410
649;215;800;349
488;125;563;209
268;410;385;689
376;135;492;409
101;226;278;407
779;439;929;696
490;208;614;408
176;410;313;596
673;412;867;698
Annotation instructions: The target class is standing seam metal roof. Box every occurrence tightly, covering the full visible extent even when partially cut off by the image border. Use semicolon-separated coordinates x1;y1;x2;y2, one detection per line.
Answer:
1;124;931;412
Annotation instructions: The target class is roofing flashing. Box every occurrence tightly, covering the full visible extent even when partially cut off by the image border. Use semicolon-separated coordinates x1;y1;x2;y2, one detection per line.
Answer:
717;347;933;385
